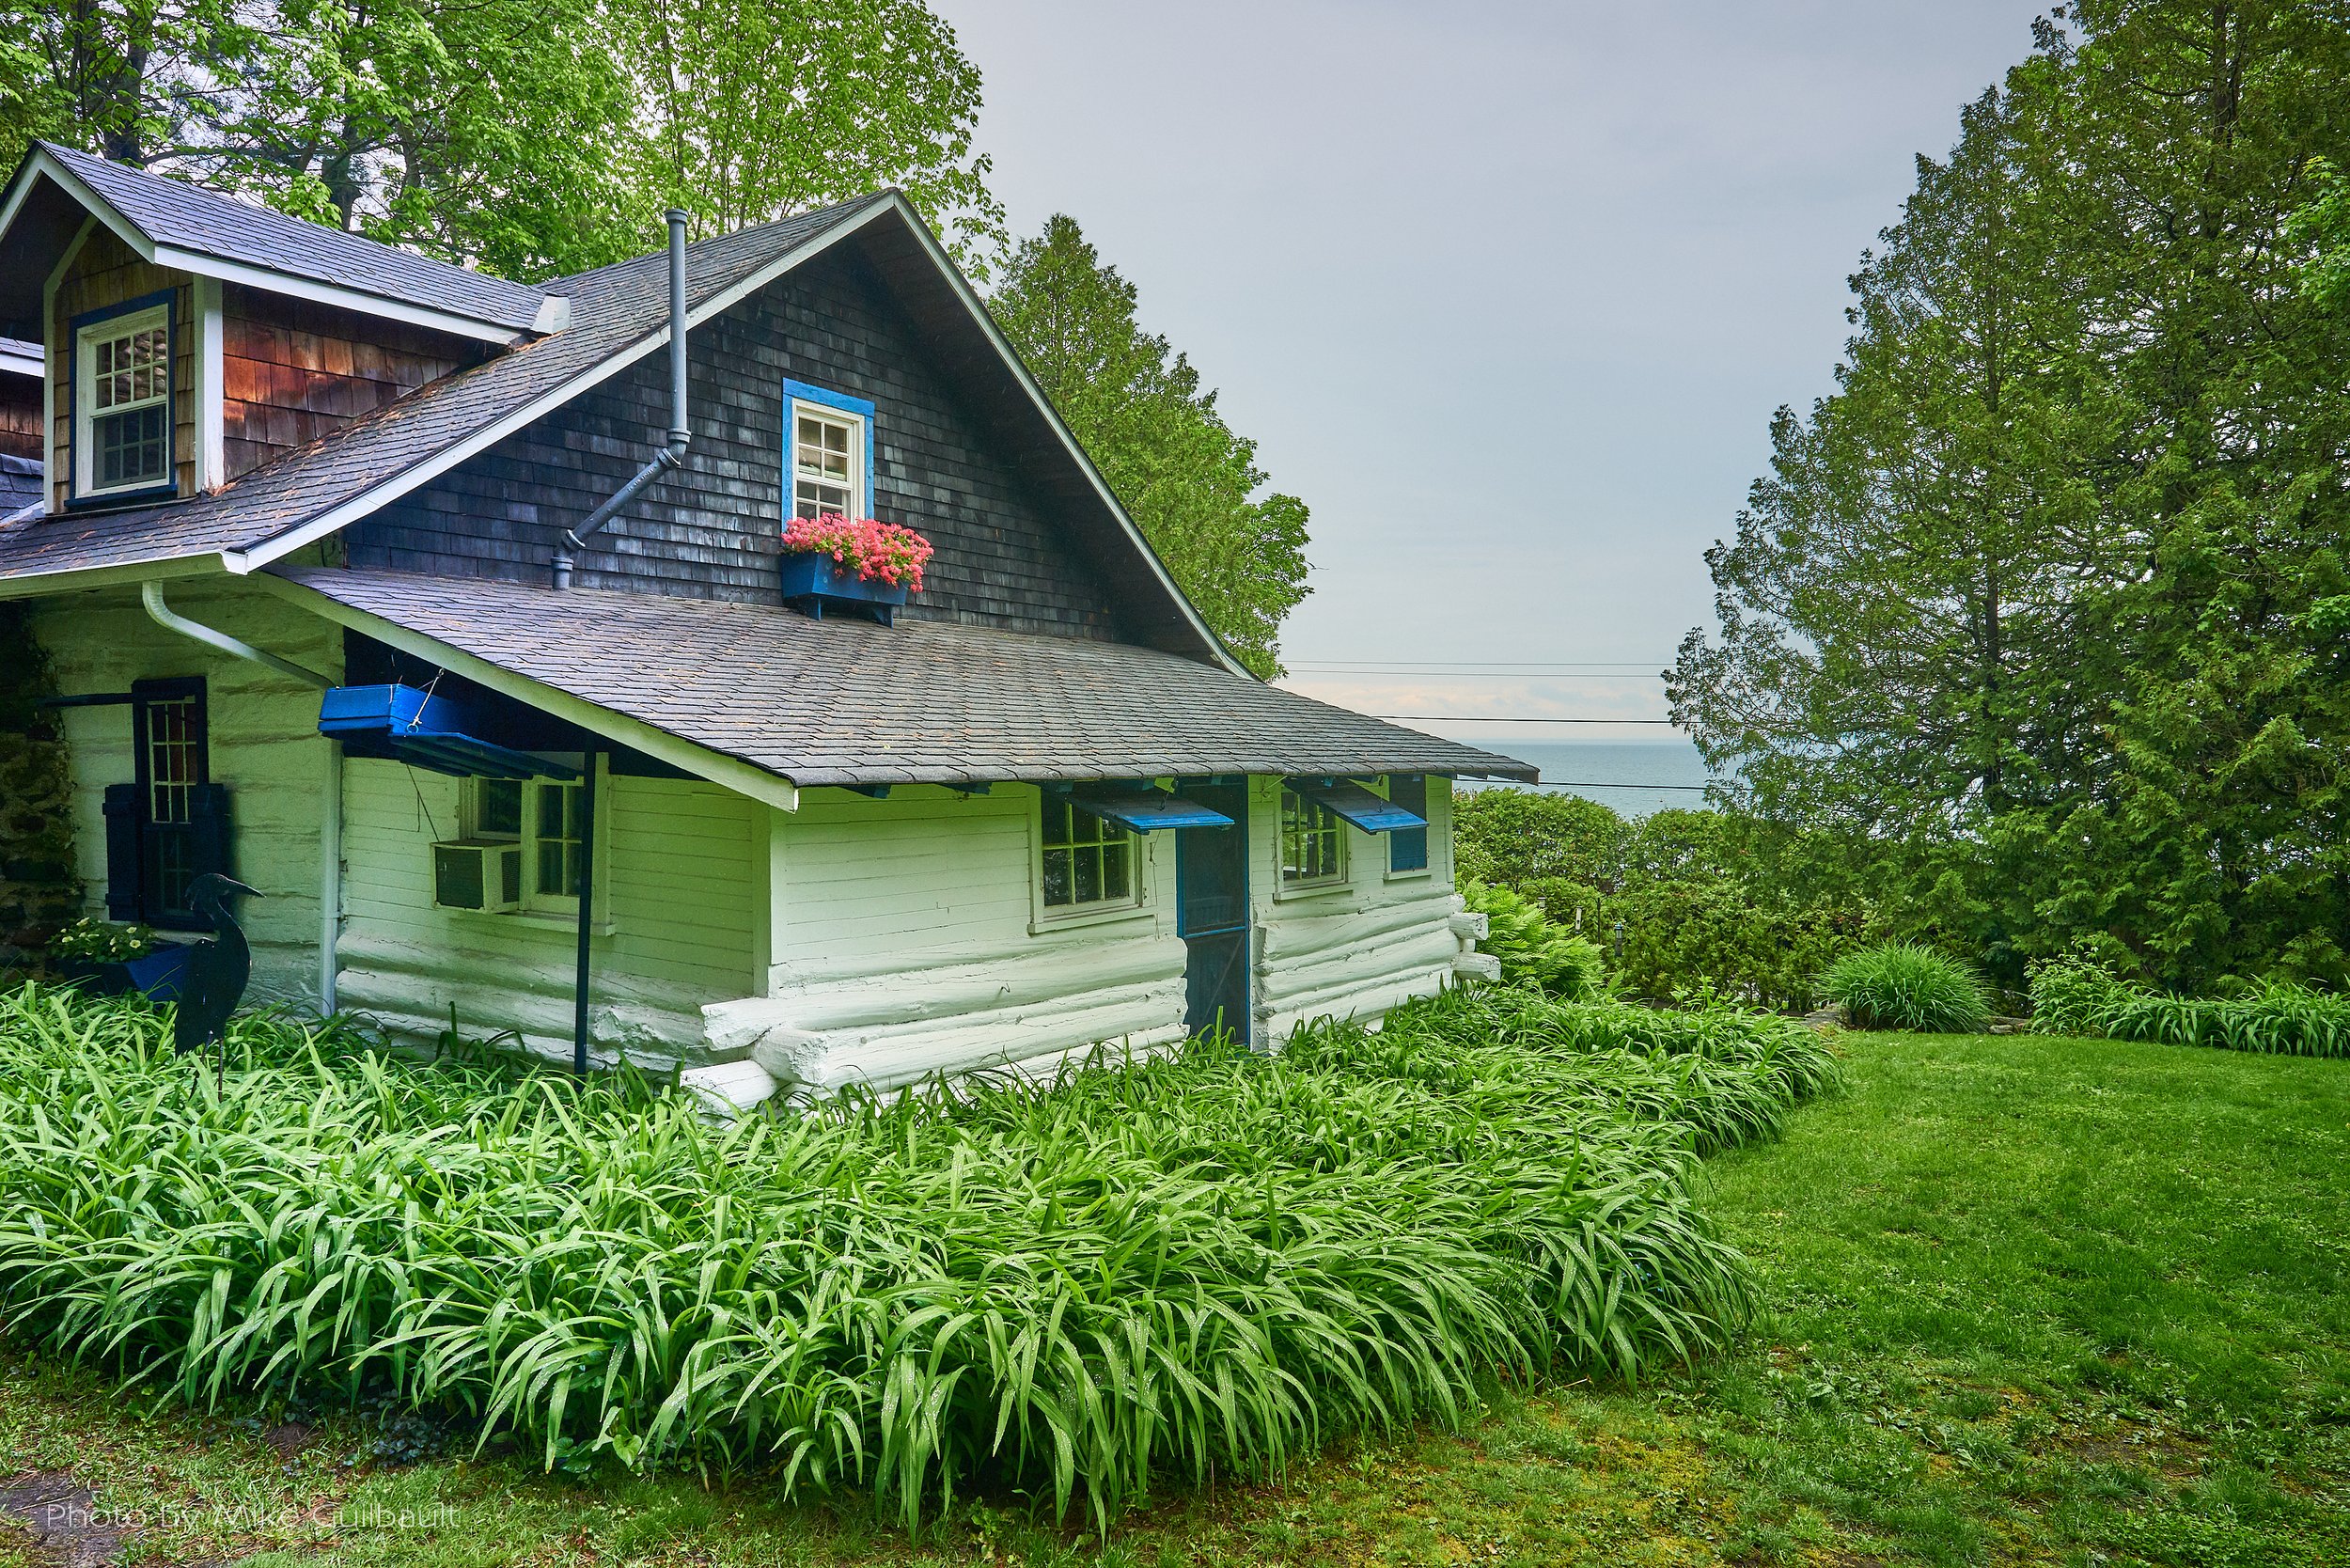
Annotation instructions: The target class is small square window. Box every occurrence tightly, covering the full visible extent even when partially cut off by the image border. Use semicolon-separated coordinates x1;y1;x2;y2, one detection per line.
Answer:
791;402;866;520
1387;776;1430;873
1280;790;1344;884
1040;798;1136;911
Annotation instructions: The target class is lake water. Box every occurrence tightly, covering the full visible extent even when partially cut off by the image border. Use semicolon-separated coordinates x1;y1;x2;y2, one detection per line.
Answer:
1456;740;1716;818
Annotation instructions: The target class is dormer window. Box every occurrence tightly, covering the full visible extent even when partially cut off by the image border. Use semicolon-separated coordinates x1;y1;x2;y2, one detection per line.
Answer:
785;380;873;520
74;296;173;499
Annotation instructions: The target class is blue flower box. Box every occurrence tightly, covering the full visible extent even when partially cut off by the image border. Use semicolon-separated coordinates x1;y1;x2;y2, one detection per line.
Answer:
58;941;196;1002
779;551;907;626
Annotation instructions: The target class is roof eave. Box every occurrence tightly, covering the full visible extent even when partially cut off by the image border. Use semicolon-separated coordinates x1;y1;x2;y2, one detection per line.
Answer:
2;146;539;345
251;572;803;812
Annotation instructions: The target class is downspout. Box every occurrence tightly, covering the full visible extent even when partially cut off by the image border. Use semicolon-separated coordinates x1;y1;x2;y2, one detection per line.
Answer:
552;209;692;589
572;746;600;1074
140;582;342;1012
143;582;333;689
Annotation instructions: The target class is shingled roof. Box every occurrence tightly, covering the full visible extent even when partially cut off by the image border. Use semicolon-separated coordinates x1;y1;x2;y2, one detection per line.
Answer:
0;193;890;583
8;143;555;336
269;567;1539;787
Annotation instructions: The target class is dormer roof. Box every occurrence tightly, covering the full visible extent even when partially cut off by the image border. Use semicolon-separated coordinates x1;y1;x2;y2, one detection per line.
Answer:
0;142;563;343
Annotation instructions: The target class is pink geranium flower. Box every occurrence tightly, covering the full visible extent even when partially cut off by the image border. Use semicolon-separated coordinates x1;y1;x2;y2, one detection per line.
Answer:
781;514;934;592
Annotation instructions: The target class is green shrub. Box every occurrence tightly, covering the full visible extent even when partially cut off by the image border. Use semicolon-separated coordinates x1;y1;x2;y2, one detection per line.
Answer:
47;917;154;963
1821;942;1992;1033
1462;880;1606;999
2029;957;2350;1058
0;980;1833;1528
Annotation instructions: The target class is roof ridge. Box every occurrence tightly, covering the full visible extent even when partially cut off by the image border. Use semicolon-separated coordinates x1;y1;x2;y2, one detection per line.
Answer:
544;191;897;291
30;141;550;330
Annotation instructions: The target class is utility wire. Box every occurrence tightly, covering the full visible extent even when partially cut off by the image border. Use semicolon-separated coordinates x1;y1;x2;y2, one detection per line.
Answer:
1371;713;1678;724
1533;779;1712;792
1293;659;1669;669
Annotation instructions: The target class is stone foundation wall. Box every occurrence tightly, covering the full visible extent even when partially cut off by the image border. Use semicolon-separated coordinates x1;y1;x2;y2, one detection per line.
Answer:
0;604;78;973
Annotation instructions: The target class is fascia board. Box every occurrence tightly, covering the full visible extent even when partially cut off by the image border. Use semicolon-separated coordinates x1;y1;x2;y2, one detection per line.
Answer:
876;195;1247;679
227;197;897;575
251;572;802;813
0;553;225;603
0;150;149;260
1;150;540;345
0;344;39;376
146;244;527;344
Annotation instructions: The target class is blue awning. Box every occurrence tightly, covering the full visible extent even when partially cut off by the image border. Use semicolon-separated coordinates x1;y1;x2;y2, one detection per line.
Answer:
1073;789;1235;833
1293;778;1427;834
319;684;579;781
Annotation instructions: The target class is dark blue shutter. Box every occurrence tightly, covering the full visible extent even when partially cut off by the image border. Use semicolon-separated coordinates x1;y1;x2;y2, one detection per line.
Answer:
188;782;233;879
102;783;142;920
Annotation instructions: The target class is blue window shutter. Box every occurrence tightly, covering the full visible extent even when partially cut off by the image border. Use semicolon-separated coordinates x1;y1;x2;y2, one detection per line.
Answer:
102;783;142;919
1388;776;1430;872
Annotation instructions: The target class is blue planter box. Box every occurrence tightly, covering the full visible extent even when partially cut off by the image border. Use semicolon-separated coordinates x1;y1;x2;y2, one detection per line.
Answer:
58;941;196;1003
779;552;907;625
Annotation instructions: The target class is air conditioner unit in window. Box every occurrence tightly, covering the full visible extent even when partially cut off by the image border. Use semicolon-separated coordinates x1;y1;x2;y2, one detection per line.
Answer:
432;840;523;913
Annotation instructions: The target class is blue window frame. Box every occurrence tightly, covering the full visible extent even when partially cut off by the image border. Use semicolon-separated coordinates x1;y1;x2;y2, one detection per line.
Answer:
783;380;875;520
1387;775;1430;873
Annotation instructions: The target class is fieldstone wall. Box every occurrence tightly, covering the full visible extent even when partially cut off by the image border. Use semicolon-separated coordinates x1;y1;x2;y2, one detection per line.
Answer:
0;604;78;974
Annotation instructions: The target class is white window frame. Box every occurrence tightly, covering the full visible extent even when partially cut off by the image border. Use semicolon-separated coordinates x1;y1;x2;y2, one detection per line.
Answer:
1030;792;1152;931
1277;787;1350;896
73;301;173;500
461;765;610;925
789;397;869;521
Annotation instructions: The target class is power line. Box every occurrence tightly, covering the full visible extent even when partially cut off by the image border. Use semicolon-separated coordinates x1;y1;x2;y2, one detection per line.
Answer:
1533;779;1712;792
1371;713;1679;724
1294;660;1668;671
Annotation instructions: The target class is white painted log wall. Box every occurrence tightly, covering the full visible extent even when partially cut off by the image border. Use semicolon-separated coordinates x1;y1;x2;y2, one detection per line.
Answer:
709;784;1189;1094
1246;774;1467;1043
337;760;759;1068
32;581;340;1009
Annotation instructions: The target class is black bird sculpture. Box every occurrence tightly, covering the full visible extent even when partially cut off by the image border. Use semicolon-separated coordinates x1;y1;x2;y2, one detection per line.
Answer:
175;873;260;1058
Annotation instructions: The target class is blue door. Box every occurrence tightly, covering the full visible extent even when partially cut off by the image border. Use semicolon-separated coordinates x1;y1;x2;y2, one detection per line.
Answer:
1175;780;1251;1045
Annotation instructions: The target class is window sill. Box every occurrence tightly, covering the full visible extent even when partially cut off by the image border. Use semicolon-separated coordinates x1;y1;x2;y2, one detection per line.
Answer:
450;906;616;937
1383;866;1435;884
1029;900;1154;936
1273;877;1352;903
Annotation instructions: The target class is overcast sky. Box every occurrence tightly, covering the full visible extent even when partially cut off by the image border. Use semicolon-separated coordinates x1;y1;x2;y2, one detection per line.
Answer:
932;1;2051;743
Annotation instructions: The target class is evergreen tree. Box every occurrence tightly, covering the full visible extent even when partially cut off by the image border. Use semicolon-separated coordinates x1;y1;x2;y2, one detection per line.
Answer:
990;214;1310;679
1672;0;2350;989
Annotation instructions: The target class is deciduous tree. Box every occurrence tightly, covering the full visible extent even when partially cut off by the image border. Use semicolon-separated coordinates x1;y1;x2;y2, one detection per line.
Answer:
990;214;1310;678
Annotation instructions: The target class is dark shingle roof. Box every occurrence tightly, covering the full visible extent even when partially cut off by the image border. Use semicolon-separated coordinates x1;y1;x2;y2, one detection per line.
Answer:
40;143;550;332
272;567;1538;787
0;196;887;583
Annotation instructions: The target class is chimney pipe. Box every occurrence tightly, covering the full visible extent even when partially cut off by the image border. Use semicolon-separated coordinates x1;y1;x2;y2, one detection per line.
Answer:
554;209;693;588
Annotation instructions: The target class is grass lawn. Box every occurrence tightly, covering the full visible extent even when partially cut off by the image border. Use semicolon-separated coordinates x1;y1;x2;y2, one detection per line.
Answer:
3;1028;2346;1566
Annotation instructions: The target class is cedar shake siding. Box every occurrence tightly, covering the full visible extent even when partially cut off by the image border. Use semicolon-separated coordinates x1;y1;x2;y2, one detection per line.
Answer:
48;227;196;510
221;285;480;479
344;248;1127;640
0;375;38;460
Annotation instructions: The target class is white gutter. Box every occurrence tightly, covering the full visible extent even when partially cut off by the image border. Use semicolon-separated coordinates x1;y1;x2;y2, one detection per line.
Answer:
142;581;334;689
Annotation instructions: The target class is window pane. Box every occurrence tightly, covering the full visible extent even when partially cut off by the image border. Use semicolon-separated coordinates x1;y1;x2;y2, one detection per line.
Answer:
534;781;583;897
1103;839;1130;900
475;777;522;838
1075;844;1102;903
1042;846;1073;906
97;404;167;488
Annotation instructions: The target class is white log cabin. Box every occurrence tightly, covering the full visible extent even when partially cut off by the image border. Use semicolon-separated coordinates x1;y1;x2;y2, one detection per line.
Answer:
0;143;1532;1112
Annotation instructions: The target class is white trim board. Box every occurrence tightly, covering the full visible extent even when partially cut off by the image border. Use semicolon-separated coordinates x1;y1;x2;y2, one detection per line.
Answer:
2;147;534;346
250;572;802;814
